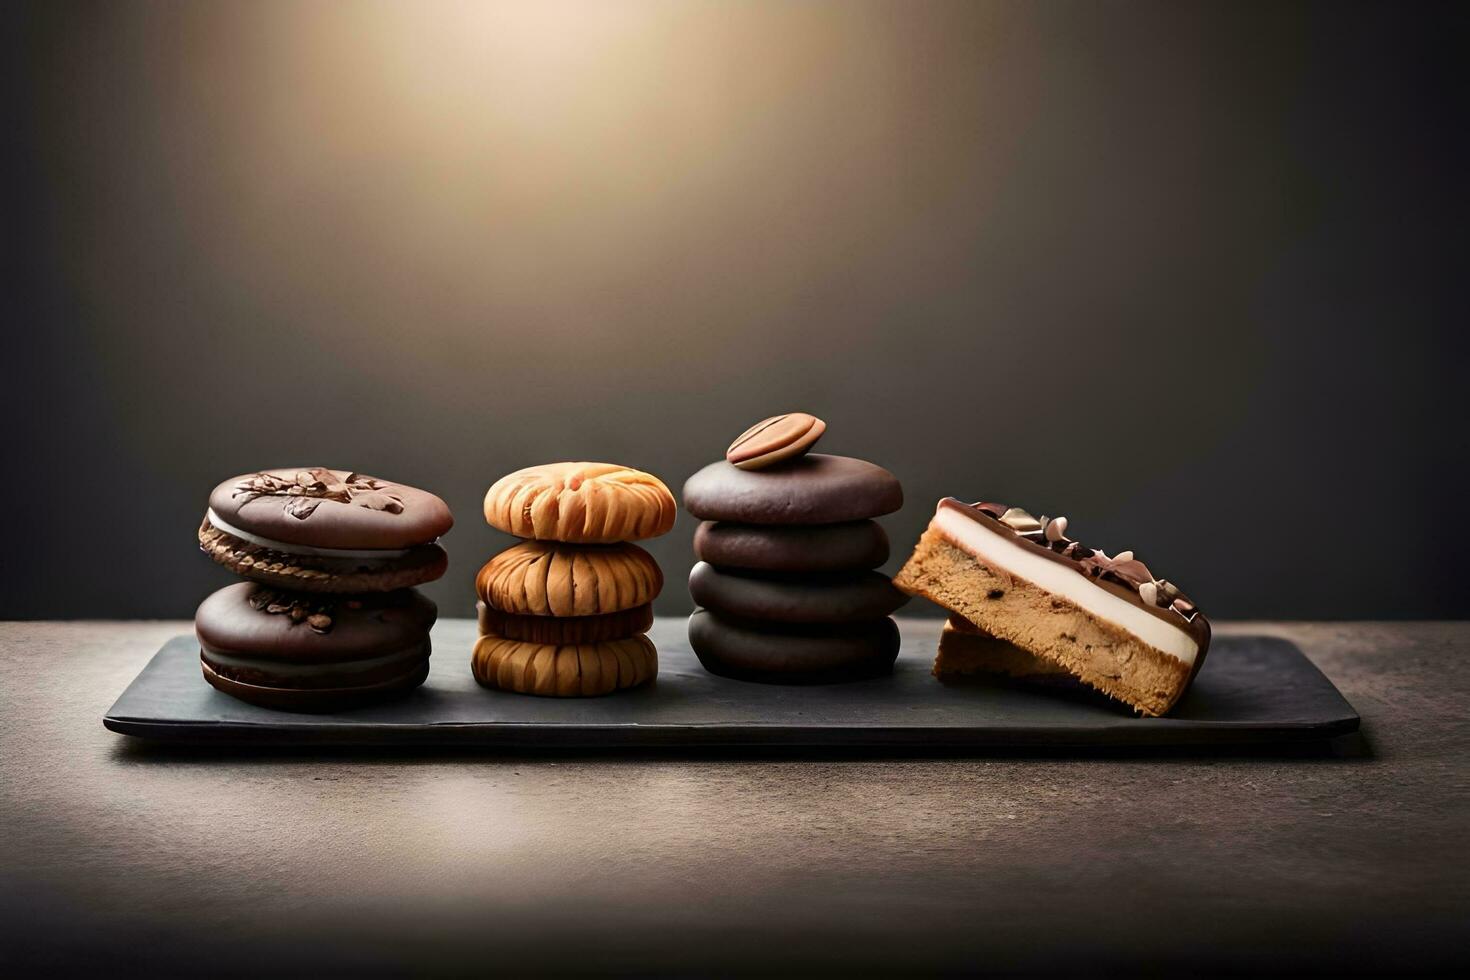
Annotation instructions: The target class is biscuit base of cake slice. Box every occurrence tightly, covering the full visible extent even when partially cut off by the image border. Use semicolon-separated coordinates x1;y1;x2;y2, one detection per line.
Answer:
895;499;1210;716
935;617;1078;684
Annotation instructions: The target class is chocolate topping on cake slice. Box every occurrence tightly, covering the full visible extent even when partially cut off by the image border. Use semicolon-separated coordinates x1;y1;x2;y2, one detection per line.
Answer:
948;499;1209;645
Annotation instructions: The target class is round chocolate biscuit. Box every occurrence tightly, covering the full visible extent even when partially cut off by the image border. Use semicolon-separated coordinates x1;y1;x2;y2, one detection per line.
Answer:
687;610;900;684
693;520;889;572
472;633;657;697
208;468;453;550
195;582;436;711
200;657;431;713
477;601;654;644
689;562;908;624
201;468;453;593
682;454;902;525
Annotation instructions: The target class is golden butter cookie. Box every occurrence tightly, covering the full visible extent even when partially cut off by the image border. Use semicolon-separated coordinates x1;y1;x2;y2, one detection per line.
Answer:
477;600;653;644
472;633;657;697
483;462;676;543
475;540;662;617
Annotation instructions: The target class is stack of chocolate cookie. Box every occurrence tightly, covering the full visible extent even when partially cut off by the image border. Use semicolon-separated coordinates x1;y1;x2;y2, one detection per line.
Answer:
473;462;677;697
195;468;453;711
683;414;908;683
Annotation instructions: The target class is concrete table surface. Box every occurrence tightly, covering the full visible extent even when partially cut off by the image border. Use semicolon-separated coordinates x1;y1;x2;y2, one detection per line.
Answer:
2;619;1466;977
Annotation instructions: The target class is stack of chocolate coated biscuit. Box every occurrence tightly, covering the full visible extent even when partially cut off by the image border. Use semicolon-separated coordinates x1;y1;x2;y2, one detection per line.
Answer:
473;462;677;697
195;468;453;711
683;414;908;683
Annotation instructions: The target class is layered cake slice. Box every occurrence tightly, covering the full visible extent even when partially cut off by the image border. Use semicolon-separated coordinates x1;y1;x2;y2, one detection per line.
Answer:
895;499;1210;715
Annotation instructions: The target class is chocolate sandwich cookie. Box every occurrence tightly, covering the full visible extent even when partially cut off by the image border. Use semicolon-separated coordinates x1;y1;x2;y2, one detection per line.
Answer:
688;610;900;684
693;520;890;573
477;601;654;645
682;454;902;525
195;582;436;711
200;468;453;593
689;562;908;624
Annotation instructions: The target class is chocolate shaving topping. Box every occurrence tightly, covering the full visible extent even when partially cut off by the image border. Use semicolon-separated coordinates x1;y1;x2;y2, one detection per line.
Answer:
232;468;404;519
247;588;338;633
284;497;325;520
352;489;406;513
968;500;1202;623
998;507;1043;533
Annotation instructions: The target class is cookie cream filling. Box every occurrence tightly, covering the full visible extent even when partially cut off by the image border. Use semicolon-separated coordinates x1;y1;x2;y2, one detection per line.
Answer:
933;504;1199;666
205;508;417;560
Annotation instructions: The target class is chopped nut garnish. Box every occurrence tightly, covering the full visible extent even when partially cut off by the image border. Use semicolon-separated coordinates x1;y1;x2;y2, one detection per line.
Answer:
1044;516;1069;542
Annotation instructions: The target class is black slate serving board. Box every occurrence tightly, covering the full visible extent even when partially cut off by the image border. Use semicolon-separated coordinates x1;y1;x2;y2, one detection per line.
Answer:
104;618;1359;748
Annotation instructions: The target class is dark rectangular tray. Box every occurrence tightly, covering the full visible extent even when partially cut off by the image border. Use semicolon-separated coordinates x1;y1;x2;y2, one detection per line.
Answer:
104;618;1359;748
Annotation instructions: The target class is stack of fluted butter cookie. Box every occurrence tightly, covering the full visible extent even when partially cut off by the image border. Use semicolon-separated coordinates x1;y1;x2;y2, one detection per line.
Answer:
195;468;453;711
473;463;676;696
683;414;908;683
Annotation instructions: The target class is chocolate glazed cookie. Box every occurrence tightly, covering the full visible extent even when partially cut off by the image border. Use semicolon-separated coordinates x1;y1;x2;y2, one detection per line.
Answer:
195;582;436;712
689;562;908;624
199;468;453;592
688;610;900;684
693;520;890;573
683;454;902;525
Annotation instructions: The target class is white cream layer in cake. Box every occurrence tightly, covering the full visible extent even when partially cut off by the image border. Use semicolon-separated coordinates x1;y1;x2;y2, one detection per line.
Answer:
932;504;1199;667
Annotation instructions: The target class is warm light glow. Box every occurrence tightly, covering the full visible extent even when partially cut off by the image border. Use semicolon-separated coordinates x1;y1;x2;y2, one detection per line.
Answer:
72;0;1036;409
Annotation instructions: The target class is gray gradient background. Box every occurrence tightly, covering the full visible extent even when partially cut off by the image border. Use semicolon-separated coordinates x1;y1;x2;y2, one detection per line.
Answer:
6;0;1464;621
